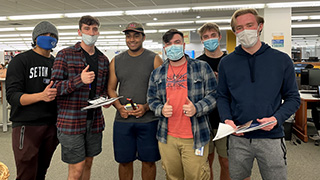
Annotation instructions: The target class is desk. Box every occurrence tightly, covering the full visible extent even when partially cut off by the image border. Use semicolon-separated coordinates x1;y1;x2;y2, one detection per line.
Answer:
293;92;320;142
294;62;320;69
0;77;9;132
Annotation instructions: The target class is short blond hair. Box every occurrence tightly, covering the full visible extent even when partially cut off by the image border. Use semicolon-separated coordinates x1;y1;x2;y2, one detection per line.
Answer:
198;22;221;40
230;8;264;32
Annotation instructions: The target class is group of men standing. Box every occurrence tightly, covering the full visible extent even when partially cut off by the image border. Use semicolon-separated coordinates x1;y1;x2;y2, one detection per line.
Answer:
6;8;300;180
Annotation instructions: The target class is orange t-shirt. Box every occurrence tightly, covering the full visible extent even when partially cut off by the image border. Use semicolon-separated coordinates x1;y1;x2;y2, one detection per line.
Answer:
166;62;193;138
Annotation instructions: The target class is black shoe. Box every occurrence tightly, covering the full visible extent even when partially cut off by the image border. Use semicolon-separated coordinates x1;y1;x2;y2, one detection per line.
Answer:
315;140;319;146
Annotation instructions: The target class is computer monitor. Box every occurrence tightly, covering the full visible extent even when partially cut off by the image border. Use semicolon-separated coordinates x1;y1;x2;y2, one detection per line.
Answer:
308;57;319;62
308;69;320;86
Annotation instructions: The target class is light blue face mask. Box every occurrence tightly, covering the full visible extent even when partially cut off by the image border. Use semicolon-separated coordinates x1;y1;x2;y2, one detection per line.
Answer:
37;36;57;50
82;33;99;46
203;38;219;52
165;44;184;61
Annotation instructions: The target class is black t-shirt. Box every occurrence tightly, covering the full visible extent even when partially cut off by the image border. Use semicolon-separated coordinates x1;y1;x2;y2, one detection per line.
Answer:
197;52;227;72
196;52;227;129
82;48;98;120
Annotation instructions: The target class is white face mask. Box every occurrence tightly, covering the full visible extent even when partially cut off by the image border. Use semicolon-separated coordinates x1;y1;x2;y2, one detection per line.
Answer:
82;33;99;46
236;25;260;48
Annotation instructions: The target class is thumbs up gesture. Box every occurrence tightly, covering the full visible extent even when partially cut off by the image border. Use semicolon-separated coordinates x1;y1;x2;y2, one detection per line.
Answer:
81;65;95;84
42;81;57;102
182;97;196;117
162;98;173;118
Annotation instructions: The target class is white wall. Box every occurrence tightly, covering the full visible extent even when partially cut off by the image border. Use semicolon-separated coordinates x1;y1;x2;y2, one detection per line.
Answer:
259;8;292;56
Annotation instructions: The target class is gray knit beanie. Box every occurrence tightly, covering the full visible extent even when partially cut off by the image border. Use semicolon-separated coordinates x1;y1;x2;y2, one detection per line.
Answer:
32;21;59;42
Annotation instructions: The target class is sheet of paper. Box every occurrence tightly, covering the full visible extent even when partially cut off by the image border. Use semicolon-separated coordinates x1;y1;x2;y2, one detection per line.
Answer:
81;96;123;111
213;123;236;141
213;120;276;141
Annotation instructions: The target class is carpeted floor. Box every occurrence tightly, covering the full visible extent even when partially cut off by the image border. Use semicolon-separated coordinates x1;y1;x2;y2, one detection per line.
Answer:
1;107;320;180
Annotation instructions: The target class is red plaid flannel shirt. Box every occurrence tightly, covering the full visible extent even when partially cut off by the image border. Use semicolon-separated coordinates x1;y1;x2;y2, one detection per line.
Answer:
52;42;109;134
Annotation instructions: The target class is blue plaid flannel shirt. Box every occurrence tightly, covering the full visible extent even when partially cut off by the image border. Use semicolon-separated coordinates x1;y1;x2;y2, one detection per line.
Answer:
147;56;217;149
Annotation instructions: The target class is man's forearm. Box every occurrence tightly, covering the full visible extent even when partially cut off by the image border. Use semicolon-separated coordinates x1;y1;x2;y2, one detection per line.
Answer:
20;93;43;106
108;89;123;110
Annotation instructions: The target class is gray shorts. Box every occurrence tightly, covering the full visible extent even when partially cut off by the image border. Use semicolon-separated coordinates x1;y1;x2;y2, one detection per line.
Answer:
57;120;103;164
228;135;287;180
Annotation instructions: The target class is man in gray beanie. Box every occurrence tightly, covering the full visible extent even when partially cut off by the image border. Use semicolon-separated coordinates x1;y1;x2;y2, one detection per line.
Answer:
6;20;59;179
32;20;59;49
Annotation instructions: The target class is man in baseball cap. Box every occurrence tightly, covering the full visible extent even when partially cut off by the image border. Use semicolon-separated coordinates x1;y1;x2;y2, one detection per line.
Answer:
123;22;145;35
6;20;59;179
109;21;162;179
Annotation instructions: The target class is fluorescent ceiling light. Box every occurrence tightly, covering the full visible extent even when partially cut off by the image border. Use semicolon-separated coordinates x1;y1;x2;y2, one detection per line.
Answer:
57;25;79;30
0;28;15;32
146;21;194;26
291;16;309;20
291;24;320;28
267;1;320;8
0;34;21;38
192;4;265;10
59;36;81;40
195;19;230;24
144;30;158;33
178;28;196;31
218;26;232;30
97;39;121;42
8;14;63;20
4;42;27;44
19;34;31;37
100;31;121;35
105;35;125;38
58;40;72;43
158;29;169;33
292;35;319;38
125;8;190;15
64;40;80;43
0;38;23;41
92;42;107;44
59;32;78;36
309;15;320;19
64;11;123;18
0;16;7;21
158;26;231;32
16;27;34;31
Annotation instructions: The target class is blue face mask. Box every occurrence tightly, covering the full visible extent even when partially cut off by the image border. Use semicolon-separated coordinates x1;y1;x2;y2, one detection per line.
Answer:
37;36;57;50
203;38;219;52
165;44;184;61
